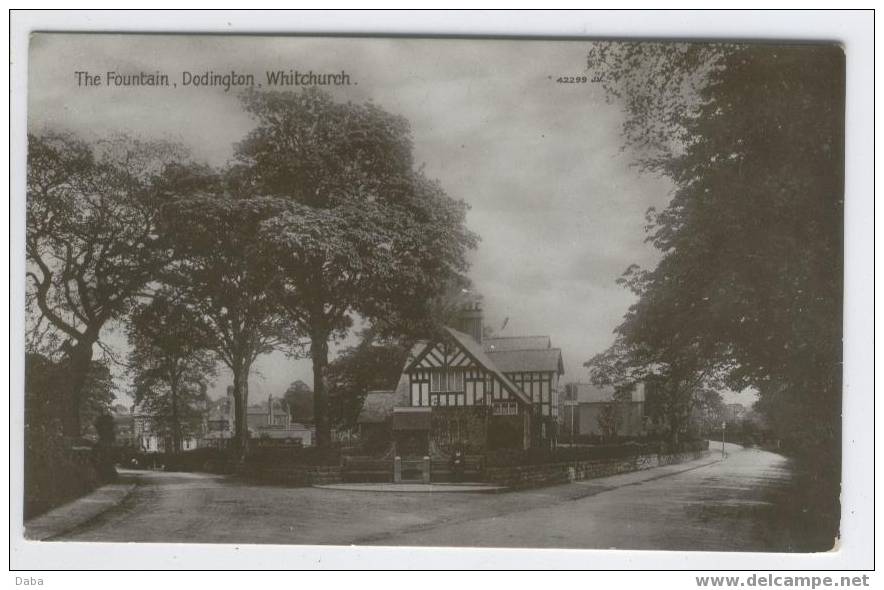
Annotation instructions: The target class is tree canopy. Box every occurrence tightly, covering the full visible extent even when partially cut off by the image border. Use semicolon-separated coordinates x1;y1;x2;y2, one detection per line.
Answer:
326;329;411;429
232;88;478;447
159;185;296;455
26;132;188;436
586;43;844;537
128;295;216;453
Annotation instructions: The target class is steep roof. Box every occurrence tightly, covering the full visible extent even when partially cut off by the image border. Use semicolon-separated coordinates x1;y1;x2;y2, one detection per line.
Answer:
443;328;531;405
487;348;564;375
484;336;551;352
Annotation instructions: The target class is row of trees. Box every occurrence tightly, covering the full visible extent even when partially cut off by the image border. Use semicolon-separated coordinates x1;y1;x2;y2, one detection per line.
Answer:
584;44;844;538
26;87;478;457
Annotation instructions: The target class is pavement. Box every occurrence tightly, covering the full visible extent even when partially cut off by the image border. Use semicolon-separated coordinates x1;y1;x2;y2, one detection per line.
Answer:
24;481;136;541
316;482;506;493
45;442;807;551
381;442;798;550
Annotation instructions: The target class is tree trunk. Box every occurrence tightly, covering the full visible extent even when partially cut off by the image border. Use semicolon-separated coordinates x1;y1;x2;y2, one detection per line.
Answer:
170;375;181;455
60;339;95;439
231;360;251;461
311;328;331;448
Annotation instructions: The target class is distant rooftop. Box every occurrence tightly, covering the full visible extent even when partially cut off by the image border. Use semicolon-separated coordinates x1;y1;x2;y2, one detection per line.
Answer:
487;348;564;375
484;335;551;352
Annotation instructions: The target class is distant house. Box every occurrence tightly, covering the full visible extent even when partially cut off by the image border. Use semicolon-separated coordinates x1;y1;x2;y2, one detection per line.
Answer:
129;410;201;453
202;395;234;448
559;382;646;439
357;300;564;457
246;393;314;446
111;411;137;448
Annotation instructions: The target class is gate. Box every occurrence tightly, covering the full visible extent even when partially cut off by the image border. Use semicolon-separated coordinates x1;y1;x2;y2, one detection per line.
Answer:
394;456;430;483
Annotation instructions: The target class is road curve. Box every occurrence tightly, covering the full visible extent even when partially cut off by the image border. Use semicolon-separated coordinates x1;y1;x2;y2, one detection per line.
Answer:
57;443;799;551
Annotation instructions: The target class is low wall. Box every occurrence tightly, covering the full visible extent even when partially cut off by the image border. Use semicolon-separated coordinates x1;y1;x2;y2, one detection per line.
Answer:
342;457;393;483
241;464;342;486
484;449;711;489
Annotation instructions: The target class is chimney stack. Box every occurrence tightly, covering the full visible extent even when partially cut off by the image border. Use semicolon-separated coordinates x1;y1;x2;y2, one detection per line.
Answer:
455;299;484;344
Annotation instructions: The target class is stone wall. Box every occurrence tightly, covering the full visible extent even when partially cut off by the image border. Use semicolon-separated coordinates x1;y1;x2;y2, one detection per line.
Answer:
483;449;711;489
241;464;342;486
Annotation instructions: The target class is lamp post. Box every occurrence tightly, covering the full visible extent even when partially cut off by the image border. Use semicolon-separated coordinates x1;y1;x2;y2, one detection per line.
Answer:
721;421;726;459
564;400;578;448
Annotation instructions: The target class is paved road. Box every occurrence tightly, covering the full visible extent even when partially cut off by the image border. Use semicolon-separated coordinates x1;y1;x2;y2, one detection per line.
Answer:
56;443;800;551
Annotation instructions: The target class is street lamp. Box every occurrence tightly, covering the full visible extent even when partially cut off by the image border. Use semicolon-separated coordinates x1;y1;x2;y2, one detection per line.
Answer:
721;421;726;459
564;400;578;448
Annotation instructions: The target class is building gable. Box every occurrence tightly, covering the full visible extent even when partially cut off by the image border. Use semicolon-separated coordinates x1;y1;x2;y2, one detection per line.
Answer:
411;340;475;370
405;329;531;406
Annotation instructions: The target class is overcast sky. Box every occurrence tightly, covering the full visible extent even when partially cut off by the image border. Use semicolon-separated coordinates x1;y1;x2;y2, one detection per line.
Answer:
28;34;705;404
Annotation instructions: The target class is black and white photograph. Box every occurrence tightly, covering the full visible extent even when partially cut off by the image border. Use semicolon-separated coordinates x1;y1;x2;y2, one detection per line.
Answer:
9;10;875;573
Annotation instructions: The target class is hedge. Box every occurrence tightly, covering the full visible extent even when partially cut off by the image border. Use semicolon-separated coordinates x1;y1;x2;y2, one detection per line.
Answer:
117;447;233;473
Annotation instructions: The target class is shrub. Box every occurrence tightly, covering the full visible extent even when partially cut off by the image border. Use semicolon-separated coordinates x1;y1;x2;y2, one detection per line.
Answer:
246;445;341;467
24;433;103;519
116;447;233;473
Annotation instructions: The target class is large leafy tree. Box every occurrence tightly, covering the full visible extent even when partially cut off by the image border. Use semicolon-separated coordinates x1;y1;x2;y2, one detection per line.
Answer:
586;43;844;538
159;181;296;456
26;132;185;437
128;295;216;454
232;89;478;447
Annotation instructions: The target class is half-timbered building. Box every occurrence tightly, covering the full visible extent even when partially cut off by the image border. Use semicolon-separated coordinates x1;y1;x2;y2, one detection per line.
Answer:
358;302;564;457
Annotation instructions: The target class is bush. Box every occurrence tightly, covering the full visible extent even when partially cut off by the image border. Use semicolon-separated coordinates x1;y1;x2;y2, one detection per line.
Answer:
25;443;104;519
165;448;232;472
246;445;341;467
116;447;233;473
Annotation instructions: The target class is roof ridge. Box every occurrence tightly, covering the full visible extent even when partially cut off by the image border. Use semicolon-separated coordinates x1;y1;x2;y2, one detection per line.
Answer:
487;347;561;353
484;335;550;340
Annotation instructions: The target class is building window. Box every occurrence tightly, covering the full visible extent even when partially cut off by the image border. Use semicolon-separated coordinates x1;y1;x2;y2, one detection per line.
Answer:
430;368;465;392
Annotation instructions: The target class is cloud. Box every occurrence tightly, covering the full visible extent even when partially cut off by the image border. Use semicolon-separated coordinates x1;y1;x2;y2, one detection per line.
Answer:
29;34;675;396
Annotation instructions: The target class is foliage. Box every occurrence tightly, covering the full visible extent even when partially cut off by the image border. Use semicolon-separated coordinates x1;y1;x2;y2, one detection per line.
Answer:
246;445;342;467
24;353;113;518
79;361;117;436
326;328;410;429
118;447;233;474
128;295;216;453
26;131;190;435
586;43;844;534
232;88;478;447
94;414;115;445
25;352;115;437
596;403;618;441
282;380;314;423
690;389;726;436
158;184;297;455
586;43;843;437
